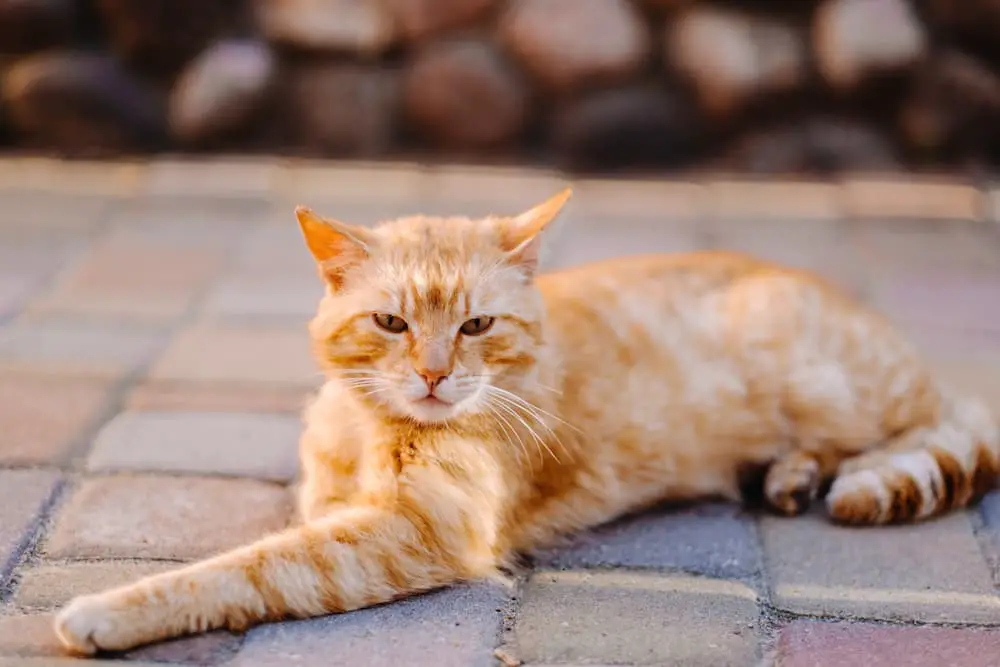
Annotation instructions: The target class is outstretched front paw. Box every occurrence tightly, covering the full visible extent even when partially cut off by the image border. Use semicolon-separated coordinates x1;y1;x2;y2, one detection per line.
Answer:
54;593;134;655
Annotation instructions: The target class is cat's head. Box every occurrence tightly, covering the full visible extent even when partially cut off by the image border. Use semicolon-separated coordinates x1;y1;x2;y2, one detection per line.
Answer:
297;189;572;425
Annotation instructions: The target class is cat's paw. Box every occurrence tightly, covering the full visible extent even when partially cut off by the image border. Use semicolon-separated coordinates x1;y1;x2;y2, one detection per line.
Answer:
54;594;131;655
764;455;820;516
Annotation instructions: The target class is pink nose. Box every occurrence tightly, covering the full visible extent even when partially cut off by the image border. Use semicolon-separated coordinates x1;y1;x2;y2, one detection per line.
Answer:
417;368;448;391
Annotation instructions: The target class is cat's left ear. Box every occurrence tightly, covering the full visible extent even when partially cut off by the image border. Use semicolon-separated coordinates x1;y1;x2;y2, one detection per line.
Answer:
501;188;572;277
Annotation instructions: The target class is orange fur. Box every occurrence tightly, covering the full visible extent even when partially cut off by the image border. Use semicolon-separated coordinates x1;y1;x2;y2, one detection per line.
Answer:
54;190;999;654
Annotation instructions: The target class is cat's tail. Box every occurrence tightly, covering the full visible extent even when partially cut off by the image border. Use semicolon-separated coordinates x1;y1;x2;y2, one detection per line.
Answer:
826;388;999;525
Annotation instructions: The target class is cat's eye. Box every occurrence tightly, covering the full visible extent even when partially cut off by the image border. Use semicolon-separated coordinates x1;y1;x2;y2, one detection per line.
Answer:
459;316;495;336
373;313;408;334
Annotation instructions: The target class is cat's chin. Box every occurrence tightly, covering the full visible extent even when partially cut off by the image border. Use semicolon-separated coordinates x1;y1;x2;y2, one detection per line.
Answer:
405;396;462;424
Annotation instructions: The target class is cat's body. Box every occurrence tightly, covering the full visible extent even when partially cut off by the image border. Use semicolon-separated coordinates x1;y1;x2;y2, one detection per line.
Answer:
55;191;998;655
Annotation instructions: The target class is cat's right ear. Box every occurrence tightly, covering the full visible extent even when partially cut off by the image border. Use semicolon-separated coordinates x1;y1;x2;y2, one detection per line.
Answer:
295;206;375;290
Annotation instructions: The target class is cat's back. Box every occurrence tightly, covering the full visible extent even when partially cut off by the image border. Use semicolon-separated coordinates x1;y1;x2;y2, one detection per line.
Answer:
537;250;839;329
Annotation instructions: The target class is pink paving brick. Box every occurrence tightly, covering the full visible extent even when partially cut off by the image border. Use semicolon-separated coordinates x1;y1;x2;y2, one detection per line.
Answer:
777;620;1000;667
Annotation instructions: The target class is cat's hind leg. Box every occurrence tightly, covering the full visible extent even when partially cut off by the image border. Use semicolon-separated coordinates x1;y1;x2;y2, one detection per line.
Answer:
826;389;999;525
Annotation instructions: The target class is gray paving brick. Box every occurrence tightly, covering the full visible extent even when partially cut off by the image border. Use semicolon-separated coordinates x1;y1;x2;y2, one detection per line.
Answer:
0;471;62;587
230;582;507;667
761;512;1000;623
536;503;761;580
514;571;759;667
45;475;291;561
86;411;300;482
974;490;1000;575
544;218;704;272
11;561;173;611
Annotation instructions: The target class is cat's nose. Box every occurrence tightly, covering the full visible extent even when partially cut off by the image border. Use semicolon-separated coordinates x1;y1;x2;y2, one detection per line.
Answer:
416;368;449;391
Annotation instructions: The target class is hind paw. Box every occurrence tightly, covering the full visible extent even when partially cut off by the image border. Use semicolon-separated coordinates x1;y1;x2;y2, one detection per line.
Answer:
765;453;820;516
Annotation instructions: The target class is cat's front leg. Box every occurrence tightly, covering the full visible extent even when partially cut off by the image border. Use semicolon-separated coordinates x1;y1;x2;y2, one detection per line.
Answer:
55;480;498;654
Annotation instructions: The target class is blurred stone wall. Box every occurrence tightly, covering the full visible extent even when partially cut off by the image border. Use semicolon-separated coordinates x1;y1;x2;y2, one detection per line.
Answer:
1;0;999;174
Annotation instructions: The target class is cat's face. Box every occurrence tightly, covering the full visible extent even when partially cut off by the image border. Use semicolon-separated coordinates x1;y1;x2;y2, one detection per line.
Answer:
299;190;571;424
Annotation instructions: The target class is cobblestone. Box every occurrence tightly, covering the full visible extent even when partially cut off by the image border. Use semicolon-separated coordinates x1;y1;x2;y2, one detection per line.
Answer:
537;503;761;580
0;377;114;465
514;571;759;666
45;475;291;560
776;620;1000;667
761;512;1000;623
0;161;998;666
86;410;301;481
230;583;506;667
0;471;61;587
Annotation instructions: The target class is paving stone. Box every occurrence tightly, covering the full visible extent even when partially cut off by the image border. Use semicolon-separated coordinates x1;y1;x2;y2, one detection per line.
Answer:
974;491;1000;575
125;632;242;665
86;411;301;482
45;475;291;561
707;217;867;297
0;470;62;585
926;358;1000;417
545;217;705;272
0;158;143;197
142;158;282;198
843;178;983;221
0;317;163;380
0;614;68;658
230;582;507;667
125;381;310;414
870;272;1000;335
0;190;113;230
569;180;706;222
0;377;114;465
777;620;1000;667
11;561;174;611
852;221;1000;272
200;273;321;320
29;236;226;321
760;512;1000;623
515;571;758;666
147;322;318;387
705;181;841;220
281;162;427;204
536;503;761;580
0;612;229;665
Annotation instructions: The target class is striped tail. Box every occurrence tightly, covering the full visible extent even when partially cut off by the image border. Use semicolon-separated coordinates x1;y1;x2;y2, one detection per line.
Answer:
826;389;999;525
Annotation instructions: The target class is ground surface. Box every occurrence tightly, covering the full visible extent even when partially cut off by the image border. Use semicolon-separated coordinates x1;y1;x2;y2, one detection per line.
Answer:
1;158;1000;666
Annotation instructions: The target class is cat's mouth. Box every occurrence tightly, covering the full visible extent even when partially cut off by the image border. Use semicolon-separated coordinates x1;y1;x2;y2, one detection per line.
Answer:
416;395;450;407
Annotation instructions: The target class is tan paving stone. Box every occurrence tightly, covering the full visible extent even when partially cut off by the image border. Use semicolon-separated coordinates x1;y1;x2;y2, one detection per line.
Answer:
147;321;318;387
0;158;143;197
0;377;114;465
0;612;238;665
282;160;428;204
851;220;1000;272
421;164;569;212
0;317;163;380
142;157;282;198
125;381;310;414
45;475;292;561
86;411;301;482
515;571;759;666
761;512;1000;623
843;178;983;221
11;562;174;612
29;236;226;321
705;180;841;220
0;471;62;584
570;179;706;221
0;614;66;658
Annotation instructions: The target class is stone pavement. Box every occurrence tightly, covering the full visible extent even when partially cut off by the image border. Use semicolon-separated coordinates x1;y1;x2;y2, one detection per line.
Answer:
0;158;999;666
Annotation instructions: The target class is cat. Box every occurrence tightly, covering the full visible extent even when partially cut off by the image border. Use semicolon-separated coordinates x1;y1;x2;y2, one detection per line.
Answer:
54;189;998;654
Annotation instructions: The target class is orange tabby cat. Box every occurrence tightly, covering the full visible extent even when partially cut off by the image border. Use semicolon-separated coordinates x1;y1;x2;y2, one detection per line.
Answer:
55;189;998;654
